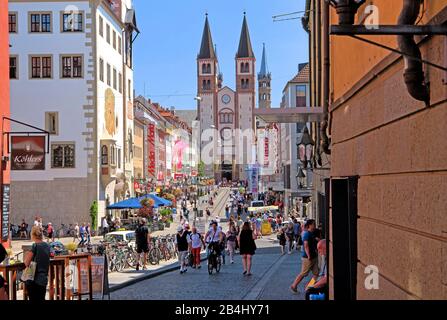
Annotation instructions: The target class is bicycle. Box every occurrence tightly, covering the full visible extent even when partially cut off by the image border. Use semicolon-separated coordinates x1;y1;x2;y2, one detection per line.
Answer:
207;243;221;275
56;224;69;239
148;237;161;265
125;244;140;269
159;237;172;261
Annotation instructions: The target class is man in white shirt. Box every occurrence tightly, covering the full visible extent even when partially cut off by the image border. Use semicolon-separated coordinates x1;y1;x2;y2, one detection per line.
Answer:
102;218;109;238
205;221;223;257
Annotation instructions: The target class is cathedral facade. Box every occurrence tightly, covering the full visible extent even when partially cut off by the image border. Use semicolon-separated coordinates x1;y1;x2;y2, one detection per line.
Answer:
196;14;271;182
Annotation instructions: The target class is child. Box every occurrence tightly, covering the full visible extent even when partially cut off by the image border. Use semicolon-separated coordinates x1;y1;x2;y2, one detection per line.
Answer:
277;227;287;255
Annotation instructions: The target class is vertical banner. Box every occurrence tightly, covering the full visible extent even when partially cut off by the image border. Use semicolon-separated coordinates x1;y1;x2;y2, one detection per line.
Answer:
147;124;156;177
264;131;269;168
247;165;259;199
1;185;10;242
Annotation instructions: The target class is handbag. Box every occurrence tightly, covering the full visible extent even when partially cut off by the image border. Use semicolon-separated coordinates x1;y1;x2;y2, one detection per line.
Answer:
21;244;37;282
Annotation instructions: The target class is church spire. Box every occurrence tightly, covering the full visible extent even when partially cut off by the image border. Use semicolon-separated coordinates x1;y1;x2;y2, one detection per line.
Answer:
236;13;255;58
258;43;270;79
198;14;216;59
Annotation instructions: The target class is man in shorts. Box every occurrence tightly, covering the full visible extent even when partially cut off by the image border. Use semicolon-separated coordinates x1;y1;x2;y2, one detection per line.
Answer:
290;219;319;293
135;218;150;271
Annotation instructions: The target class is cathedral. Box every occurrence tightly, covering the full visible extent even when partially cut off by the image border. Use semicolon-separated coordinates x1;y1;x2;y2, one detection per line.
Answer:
196;14;271;182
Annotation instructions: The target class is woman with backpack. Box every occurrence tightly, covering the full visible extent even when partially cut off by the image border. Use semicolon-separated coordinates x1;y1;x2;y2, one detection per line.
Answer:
188;226;205;269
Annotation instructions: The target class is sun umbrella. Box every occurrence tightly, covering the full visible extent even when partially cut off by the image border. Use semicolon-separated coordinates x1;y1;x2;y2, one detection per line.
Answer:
139;193;172;207
106;197;142;209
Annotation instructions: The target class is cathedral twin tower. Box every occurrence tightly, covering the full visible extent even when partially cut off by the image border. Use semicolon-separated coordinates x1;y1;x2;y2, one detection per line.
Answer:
196;14;271;181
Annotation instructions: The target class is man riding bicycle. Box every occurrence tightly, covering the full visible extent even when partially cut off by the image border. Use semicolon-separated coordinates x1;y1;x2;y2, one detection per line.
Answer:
205;221;223;258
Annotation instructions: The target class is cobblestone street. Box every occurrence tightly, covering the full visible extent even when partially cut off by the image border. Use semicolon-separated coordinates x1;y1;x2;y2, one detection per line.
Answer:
111;237;309;300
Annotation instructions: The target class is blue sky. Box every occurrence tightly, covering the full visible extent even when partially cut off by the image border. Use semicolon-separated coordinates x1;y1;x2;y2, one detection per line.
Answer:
132;0;309;110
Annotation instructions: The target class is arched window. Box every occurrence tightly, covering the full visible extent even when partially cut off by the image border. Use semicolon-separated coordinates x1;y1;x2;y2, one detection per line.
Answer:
202;79;207;90
245;63;250;73
243;79;249;89
202;63;207;74
207;63;211;74
207;80;211;89
101;145;108;165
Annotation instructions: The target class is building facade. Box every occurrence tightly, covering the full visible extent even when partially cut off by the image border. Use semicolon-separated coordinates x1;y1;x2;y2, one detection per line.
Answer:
279;63;312;216
308;0;447;300
255;44;281;192
1;0;11;247
9;0;137;227
197;14;257;182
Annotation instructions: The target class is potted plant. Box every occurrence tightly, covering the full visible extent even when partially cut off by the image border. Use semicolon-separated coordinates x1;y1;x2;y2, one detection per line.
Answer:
137;198;154;219
65;243;78;255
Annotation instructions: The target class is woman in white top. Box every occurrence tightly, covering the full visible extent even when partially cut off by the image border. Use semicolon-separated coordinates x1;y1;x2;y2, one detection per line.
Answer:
188;227;205;269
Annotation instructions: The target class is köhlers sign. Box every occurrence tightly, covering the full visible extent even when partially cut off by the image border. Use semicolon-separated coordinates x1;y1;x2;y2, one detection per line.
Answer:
11;136;46;170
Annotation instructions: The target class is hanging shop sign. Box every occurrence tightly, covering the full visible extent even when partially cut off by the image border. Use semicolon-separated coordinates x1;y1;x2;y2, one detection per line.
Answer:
11;135;46;170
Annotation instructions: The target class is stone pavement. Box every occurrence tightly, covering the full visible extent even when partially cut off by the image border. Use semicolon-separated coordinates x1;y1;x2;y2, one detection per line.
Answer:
110;236;310;300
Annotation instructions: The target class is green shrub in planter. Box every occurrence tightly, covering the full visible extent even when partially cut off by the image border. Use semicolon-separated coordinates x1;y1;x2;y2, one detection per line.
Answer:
165;222;170;228
158;222;165;231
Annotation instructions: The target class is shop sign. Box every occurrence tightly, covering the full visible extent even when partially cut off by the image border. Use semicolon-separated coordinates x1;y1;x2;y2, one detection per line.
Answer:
11;135;46;170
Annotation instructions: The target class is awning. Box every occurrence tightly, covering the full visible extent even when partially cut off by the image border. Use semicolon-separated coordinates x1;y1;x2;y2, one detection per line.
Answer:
254;107;324;123
107;198;142;209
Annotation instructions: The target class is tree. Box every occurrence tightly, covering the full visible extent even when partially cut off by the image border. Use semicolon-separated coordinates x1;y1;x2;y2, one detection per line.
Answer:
90;201;98;231
198;160;205;177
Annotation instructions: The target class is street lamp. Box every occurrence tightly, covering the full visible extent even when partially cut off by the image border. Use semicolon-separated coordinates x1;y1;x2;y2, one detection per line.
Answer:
297;126;315;168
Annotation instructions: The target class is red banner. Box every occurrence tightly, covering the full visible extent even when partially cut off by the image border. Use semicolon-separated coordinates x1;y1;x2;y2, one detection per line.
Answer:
264;136;269;167
147;124;156;177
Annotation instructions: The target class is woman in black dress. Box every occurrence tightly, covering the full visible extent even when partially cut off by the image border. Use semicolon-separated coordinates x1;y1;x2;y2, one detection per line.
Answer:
238;222;257;276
